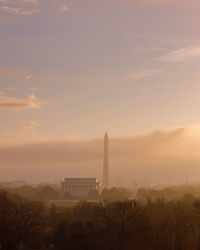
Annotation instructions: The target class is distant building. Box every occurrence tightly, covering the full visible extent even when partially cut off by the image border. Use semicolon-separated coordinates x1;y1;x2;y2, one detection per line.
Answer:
61;178;100;197
61;132;108;198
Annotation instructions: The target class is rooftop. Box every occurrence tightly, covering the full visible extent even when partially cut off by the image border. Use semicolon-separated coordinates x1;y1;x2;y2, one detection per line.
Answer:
63;178;98;183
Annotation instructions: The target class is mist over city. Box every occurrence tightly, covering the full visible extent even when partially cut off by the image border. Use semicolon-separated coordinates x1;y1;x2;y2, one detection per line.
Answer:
2;0;200;249
2;125;200;186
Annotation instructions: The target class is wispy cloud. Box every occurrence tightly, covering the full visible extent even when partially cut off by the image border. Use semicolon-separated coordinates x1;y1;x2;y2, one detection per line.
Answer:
0;91;44;110
0;0;40;15
0;0;71;15
0;68;34;81
0;87;16;91
60;4;69;12
119;69;164;82
20;120;39;131
0;0;39;4
0;5;39;15
132;47;167;52
158;45;200;63
0;6;21;14
78;69;164;97
25;74;32;80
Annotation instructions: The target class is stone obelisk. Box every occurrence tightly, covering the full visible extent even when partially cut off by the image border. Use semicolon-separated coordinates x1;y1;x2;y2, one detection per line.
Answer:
103;132;109;189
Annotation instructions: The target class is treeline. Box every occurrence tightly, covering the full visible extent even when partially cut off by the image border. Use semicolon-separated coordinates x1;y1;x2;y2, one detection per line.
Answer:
2;185;61;201
137;185;200;200
2;190;200;249
2;185;132;202
6;183;200;203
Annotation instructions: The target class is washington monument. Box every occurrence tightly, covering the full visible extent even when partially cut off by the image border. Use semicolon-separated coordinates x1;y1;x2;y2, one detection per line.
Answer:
103;132;109;189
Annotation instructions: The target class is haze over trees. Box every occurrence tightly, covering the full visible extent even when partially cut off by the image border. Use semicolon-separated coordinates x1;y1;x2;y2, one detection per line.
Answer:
2;186;200;249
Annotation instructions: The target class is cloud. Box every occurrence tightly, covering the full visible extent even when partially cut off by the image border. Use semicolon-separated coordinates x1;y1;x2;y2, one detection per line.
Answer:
158;46;200;63
77;69;164;97
60;4;69;12
0;87;16;91
118;69;164;82
0;91;44;110
0;0;70;15
0;5;39;15
25;74;32;80
20;120;39;131
0;0;40;5
0;0;40;15
0;6;21;14
0;68;35;82
17;8;39;14
132;47;167;52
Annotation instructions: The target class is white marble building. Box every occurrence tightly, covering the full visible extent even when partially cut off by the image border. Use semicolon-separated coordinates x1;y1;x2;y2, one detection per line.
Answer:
61;178;100;197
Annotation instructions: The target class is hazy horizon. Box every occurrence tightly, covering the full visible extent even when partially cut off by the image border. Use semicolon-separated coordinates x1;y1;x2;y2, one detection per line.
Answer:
1;124;200;186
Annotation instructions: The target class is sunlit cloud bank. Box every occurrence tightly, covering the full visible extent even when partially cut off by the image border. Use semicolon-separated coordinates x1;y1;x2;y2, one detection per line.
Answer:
1;125;200;184
0;91;44;110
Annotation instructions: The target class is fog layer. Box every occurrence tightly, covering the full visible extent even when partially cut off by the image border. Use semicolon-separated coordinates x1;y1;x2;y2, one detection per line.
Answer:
1;125;200;185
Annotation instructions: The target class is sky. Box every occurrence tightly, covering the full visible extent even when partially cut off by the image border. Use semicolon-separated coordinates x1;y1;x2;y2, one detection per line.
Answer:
1;0;200;184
